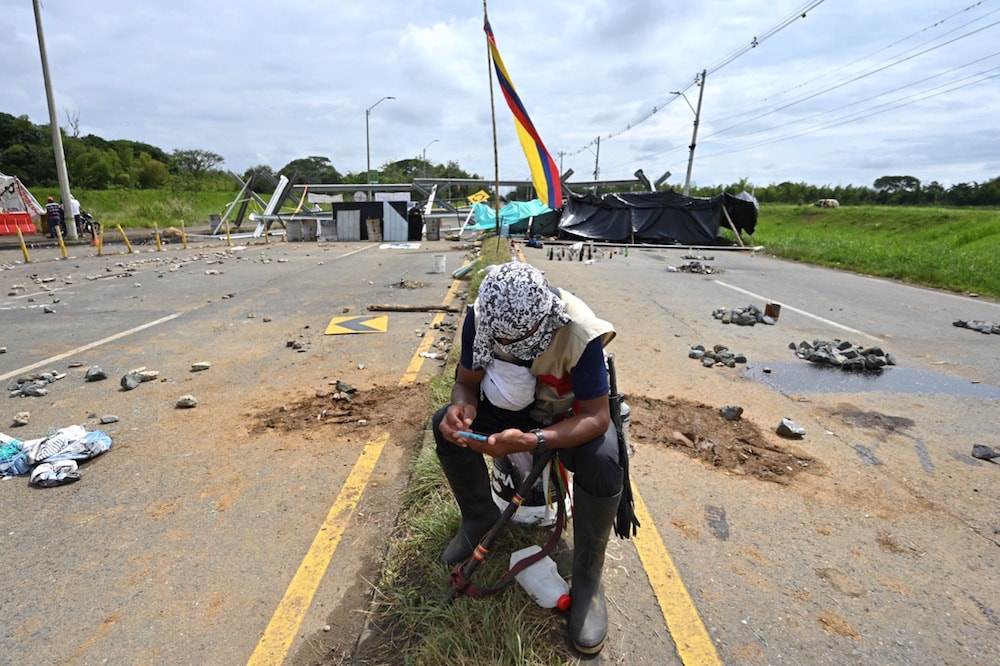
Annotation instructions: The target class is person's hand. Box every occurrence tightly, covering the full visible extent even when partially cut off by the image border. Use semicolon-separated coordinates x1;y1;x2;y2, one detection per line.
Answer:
439;403;478;445
466;428;534;458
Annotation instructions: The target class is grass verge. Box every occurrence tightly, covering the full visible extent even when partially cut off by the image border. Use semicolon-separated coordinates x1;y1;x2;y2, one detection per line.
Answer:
358;237;579;665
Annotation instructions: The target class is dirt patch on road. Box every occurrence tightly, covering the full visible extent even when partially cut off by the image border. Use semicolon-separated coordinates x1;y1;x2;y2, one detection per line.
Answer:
249;382;433;441
627;394;823;483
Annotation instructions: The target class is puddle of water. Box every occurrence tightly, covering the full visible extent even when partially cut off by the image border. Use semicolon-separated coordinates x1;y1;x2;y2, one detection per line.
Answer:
743;361;1000;399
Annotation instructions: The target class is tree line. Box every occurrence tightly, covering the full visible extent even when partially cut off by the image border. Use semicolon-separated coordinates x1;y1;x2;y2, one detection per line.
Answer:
3;111;998;206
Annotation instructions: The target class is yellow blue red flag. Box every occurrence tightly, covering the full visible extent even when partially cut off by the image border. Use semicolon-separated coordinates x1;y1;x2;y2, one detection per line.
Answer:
484;15;563;210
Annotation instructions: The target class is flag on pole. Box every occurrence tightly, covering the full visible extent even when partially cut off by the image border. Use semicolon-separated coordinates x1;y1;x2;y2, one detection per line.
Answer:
484;15;563;210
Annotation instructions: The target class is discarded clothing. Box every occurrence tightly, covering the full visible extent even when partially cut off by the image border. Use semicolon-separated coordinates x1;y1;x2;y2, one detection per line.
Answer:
1;426;112;486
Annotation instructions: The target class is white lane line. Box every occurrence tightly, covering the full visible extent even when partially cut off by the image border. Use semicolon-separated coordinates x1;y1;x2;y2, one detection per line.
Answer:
0;312;184;383
714;280;884;343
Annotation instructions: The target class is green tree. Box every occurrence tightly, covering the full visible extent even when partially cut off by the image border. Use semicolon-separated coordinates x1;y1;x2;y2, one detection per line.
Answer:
172;149;224;177
278;156;342;183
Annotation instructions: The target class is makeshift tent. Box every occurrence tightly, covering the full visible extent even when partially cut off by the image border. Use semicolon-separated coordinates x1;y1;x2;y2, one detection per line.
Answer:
0;172;43;217
558;190;758;245
470;199;552;233
0;172;42;235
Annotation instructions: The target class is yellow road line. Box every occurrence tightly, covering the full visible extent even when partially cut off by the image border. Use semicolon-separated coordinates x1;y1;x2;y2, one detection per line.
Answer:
247;432;390;665
249;262;467;664
631;482;722;665
398;269;466;385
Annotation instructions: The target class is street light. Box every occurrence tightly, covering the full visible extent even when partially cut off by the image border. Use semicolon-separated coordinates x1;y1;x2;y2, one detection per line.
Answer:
421;139;439;179
671;69;706;197
366;96;395;185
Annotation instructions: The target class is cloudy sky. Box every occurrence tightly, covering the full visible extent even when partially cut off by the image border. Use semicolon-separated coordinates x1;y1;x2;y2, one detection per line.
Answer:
4;0;999;191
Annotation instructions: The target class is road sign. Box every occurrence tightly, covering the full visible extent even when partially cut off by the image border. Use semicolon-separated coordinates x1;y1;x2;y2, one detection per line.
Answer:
324;315;388;335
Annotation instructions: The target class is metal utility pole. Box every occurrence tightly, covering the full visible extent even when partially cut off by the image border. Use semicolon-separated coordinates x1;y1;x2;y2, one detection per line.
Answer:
33;0;77;239
365;96;395;192
593;136;601;181
672;69;706;197
421;139;439;179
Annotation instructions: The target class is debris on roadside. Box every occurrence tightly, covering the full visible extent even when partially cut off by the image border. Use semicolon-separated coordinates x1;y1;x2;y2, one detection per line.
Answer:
776;418;805;438
85;365;108;381
713;304;776;326
191;361;211;372
953;319;1000;335
689;344;748;368
669;261;722;274
175;395;198;408
8;370;66;397
1;425;113;486
791;339;896;372
719;405;744;421
971;444;999;461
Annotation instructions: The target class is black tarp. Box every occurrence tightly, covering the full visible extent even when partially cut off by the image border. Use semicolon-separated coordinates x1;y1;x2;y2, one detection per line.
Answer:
557;190;758;244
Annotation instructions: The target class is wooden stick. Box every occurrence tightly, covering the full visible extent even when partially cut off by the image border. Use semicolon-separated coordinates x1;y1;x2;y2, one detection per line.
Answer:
367;304;460;312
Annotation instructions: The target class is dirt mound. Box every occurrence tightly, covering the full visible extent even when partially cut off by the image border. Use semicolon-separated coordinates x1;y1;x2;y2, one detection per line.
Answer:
627;394;822;483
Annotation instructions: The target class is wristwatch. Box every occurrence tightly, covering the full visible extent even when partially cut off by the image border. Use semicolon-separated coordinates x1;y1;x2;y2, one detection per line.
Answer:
531;428;548;453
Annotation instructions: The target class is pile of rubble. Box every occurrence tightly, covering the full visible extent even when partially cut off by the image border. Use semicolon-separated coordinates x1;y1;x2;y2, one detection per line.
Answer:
689;344;748;368
670;261;722;274
791;339;896;372
953;319;1000;335
712;304;777;326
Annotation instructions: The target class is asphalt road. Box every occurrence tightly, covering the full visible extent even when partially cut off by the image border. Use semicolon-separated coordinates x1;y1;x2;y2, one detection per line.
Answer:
2;236;998;665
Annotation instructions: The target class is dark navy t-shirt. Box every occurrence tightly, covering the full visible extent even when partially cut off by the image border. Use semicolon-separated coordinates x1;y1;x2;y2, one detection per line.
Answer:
459;312;608;400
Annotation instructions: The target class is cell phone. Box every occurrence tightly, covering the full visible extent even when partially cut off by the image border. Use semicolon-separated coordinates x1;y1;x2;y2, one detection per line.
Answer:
457;431;489;442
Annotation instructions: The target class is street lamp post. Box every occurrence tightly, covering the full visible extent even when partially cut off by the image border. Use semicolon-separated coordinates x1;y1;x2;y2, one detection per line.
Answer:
421;139;439;179
365;96;395;187
671;69;706;197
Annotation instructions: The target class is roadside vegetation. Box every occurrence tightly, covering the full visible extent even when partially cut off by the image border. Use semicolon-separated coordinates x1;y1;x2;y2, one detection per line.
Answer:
741;204;1000;299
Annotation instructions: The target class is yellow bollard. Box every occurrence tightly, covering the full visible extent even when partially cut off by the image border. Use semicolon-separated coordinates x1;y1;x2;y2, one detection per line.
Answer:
180;220;188;249
15;226;30;263
97;228;103;256
56;225;68;259
153;222;163;251
116;224;134;253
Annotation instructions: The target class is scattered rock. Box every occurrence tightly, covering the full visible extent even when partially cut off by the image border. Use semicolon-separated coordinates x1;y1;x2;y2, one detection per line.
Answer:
713;304;775;326
190;362;211;372
719;405;744;421
0;347;6;354
669;261;723;274
688;344;748;368
175;395;198;408
971;444;999;461
953;319;1000;335
85;366;108;381
792;339;895;372
120;373;142;391
13;412;30;426
100;415;120;424
776;418;806;438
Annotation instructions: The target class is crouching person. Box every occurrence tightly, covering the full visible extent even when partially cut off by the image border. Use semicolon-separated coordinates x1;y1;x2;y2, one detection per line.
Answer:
432;261;623;654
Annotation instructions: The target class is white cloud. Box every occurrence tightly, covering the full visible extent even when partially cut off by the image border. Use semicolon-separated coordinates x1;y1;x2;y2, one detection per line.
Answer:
4;0;998;189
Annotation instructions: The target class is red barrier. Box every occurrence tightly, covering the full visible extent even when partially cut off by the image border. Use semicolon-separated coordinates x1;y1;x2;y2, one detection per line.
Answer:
0;212;37;235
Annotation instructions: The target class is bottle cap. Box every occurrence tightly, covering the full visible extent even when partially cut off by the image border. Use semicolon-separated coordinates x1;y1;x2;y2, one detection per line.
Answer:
556;594;572;612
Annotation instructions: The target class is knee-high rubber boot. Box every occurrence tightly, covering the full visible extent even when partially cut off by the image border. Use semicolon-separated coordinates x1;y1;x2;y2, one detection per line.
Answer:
569;486;622;654
438;453;501;566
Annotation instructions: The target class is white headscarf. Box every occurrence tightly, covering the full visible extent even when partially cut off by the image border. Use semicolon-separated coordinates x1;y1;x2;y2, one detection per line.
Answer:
472;262;570;370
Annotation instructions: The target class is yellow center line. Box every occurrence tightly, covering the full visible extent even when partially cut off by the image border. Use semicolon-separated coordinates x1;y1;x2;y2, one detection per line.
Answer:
248;261;468;665
631;482;722;665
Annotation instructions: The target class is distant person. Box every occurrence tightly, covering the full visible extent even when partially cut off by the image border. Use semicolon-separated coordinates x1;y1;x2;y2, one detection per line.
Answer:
45;196;63;238
70;196;82;234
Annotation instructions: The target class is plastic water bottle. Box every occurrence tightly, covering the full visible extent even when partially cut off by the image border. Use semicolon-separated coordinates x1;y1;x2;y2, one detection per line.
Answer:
510;545;571;611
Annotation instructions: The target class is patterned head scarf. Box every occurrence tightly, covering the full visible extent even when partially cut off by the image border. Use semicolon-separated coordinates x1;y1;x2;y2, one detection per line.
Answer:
472;262;571;370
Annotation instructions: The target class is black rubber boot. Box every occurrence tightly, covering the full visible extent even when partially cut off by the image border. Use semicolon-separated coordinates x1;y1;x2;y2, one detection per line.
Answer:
569;485;622;654
438;453;501;566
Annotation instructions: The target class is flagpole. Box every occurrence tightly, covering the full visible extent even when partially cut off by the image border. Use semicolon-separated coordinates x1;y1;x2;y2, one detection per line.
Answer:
484;1;502;248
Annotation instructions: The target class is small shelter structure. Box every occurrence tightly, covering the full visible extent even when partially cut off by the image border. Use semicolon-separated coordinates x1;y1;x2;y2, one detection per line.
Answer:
0;172;43;235
557;190;758;246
